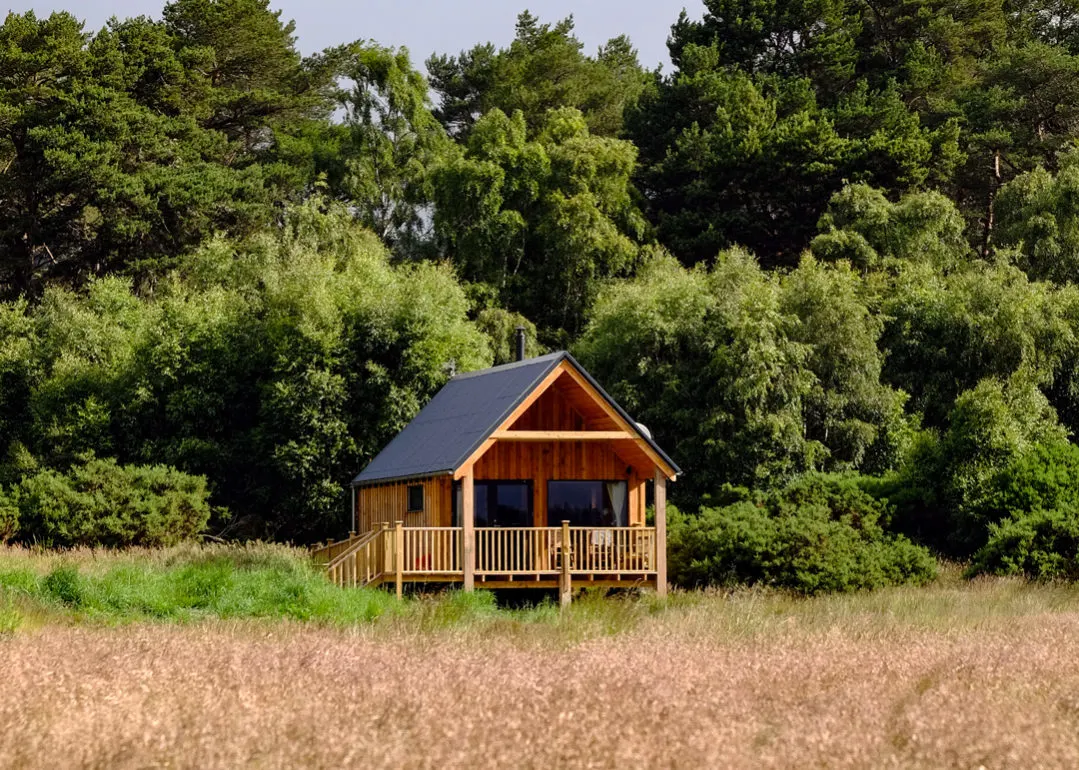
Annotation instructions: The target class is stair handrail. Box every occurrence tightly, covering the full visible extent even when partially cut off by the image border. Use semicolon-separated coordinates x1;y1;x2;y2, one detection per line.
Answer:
325;528;382;572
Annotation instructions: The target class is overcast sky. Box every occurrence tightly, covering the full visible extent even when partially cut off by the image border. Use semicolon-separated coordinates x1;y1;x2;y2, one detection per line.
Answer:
13;1;705;71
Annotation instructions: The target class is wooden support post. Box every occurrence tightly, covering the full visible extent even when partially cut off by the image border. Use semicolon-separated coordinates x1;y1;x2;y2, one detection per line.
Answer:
560;520;572;609
462;468;475;592
394;520;404;600
382;521;392;573
654;470;668;599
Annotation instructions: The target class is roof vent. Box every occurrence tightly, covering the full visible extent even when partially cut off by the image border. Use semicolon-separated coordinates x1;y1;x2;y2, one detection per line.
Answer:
515;326;526;362
636;422;652;439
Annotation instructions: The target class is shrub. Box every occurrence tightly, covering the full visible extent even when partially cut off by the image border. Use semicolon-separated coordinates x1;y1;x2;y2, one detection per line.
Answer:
8;456;214;547
965;442;1079;579
668;474;937;594
970;508;1079;580
0;496;15;543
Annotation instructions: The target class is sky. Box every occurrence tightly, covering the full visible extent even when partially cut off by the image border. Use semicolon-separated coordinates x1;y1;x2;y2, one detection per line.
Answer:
15;1;706;71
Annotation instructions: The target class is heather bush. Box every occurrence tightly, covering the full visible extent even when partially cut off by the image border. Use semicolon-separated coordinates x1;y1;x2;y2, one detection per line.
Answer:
5;456;213;547
668;474;937;594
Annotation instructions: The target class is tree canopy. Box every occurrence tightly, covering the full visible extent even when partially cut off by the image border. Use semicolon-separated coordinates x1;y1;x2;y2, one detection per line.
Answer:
9;2;1079;582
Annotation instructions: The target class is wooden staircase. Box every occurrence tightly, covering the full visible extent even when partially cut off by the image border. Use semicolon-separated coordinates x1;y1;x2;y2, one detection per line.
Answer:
315;529;388;588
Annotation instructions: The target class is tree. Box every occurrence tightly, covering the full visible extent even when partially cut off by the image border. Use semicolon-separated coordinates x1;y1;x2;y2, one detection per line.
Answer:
628;40;957;266
320;43;453;256
879;260;1077;427
431;107;643;340
427;11;649;138
780;255;910;473
0;4;343;297
1;199;491;541
995;152;1079;282
811;183;971;271
576;248;905;503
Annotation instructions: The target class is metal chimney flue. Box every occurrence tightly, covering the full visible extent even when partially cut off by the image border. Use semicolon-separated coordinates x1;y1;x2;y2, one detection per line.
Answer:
514;326;526;362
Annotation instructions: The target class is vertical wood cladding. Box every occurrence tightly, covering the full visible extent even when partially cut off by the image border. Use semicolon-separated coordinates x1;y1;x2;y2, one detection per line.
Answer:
478;386;647;526
355;476;453;533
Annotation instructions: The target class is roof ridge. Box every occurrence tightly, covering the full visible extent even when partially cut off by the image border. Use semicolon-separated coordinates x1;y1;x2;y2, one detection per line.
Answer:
451;350;567;380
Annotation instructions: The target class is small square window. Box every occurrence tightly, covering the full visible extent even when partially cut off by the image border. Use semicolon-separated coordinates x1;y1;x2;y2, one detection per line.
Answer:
407;484;424;513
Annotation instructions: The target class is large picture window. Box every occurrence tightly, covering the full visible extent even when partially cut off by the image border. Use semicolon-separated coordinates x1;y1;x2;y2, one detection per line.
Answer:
453;480;532;527
547;481;628;527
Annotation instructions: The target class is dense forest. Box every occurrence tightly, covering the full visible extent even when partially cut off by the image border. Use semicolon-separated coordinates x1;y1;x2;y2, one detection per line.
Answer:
6;0;1079;589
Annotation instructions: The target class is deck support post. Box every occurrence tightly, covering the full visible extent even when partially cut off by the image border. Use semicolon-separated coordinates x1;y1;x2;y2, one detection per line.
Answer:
462;468;475;592
560;520;572;609
381;521;391;574
394;520;404;600
654;471;667;598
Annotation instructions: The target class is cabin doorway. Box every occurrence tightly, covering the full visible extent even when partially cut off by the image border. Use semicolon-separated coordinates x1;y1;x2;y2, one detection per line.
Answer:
455;480;538;572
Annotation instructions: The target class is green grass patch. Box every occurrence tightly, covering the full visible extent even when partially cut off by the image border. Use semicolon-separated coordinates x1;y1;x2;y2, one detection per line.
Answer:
0;544;397;626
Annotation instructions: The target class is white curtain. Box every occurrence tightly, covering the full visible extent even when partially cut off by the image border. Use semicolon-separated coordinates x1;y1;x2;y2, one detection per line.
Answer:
606;482;627;527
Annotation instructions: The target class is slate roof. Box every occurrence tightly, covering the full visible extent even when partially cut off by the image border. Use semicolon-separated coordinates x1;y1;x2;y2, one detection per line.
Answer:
351;351;680;486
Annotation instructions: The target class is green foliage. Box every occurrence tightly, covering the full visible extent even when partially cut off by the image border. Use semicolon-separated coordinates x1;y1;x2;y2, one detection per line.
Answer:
322;43;453;256
630;4;962;265
996;153;1079;283
432;107;643;339
5;456;213;548
0;198;490;542
0;545;396;623
667;475;938;594
473;308;544;366
427;11;649;138
970;507;1079;579
964;442;1079;579
577;248;905;503
0;494;15;543
887;376;1068;555
879;260;1079;428
0;3;342;296
812;184;972;271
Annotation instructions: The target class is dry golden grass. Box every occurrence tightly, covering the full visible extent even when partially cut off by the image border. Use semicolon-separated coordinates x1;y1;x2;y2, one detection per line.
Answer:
5;574;1079;768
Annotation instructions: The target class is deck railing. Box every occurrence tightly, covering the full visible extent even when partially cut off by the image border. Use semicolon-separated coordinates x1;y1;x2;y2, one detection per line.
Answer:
401;527;462;574
318;524;657;589
474;526;656;575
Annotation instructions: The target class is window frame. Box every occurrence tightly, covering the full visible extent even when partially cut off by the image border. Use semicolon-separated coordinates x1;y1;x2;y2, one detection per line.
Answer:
406;484;425;513
546;479;629;527
453;479;533;527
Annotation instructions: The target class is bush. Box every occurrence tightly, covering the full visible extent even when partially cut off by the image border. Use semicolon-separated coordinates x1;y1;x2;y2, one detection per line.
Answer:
0;495;15;543
970;508;1079;580
668;474;937;594
7;456;214;547
966;442;1079;579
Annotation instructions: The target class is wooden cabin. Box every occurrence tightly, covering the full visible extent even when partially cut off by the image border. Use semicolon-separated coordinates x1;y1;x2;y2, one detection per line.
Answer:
314;348;680;602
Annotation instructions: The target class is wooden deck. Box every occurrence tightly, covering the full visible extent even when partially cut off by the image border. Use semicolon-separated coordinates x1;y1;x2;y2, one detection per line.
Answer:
313;524;659;600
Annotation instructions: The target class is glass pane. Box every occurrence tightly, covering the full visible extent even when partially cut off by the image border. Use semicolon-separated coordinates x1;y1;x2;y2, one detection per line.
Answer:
474;483;491;527
493;484;531;527
547;481;628;526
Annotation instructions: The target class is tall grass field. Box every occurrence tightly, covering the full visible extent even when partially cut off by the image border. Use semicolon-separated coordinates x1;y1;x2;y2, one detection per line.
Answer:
4;545;1079;767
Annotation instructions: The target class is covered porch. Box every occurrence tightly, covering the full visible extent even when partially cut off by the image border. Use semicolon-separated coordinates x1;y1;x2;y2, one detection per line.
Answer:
315;518;662;600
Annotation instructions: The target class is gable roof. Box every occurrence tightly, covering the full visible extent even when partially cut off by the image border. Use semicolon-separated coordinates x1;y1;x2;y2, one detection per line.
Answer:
351;351;680;486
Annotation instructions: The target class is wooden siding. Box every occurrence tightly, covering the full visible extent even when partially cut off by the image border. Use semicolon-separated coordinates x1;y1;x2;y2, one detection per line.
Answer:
473;441;647;527
355;476;453;533
509;384;586;431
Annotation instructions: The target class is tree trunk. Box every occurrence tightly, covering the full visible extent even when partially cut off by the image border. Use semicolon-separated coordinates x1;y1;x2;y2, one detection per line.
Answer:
981;149;1001;260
